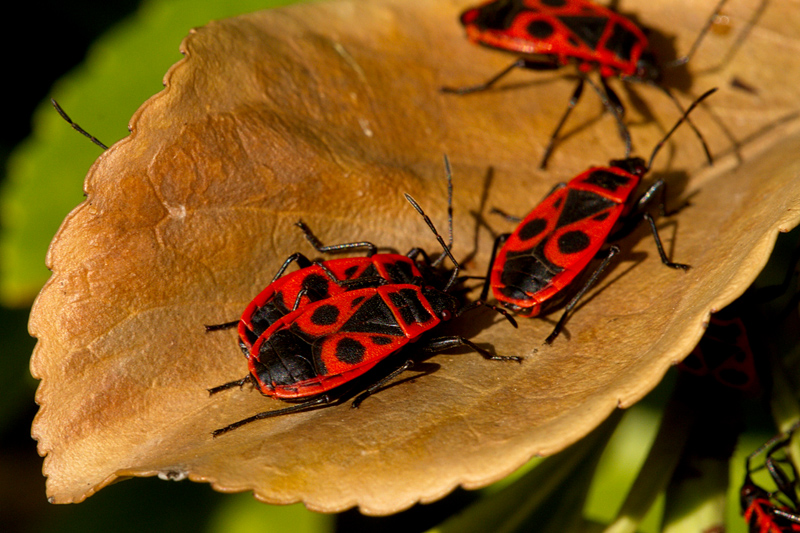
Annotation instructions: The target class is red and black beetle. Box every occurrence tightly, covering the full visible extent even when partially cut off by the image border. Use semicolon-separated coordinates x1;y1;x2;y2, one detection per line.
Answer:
205;158;460;355
741;424;800;532
443;0;726;167
209;174;520;436
480;88;715;344
205;243;439;357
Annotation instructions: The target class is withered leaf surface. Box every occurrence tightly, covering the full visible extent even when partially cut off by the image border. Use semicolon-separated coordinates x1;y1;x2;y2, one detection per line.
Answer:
31;0;800;514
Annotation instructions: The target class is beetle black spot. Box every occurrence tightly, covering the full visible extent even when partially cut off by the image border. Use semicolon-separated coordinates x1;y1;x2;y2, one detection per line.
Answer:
518;218;548;241
501;241;563;298
242;329;259;348
256;330;317;384
527;20;554;39
556;189;616;229
351;295;366;307
335;337;366;364
558;230;591;254
584;169;631;192
272;292;288;313
344;265;360;278
370;336;393;346
389;288;433;326
301;273;330;301
385;260;415;284
341;294;405;336
541;0;567;6
310;304;340;326
469;0;529;31
359;264;379;280
605;22;640;62
593;212;610;222
558;16;608;50
501;257;558;298
251;301;287;335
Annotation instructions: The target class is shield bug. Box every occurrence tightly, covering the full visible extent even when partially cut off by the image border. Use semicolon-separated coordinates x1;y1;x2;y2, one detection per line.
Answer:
205;241;442;357
479;87;716;344
209;172;520;436
205;157;458;355
442;0;726;168
741;424;800;532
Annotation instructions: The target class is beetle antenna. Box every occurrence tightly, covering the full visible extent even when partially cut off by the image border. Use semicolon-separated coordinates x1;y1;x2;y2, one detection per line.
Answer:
431;155;455;268
51;99;108;150
665;0;729;68
404;193;460;291
656;85;714;165
646;88;717;171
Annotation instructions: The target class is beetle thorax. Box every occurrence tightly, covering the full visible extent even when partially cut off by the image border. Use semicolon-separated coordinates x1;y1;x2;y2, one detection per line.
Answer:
609;157;647;177
634;50;660;82
421;287;460;321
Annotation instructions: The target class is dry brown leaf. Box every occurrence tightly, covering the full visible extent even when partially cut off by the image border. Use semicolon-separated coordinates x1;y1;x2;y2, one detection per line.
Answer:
30;0;800;514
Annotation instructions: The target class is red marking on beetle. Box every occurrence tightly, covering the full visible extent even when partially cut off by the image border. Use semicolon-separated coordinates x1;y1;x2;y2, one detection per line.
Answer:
443;0;726;167
479;88;716;344
207;157;520;435
741;423;800;532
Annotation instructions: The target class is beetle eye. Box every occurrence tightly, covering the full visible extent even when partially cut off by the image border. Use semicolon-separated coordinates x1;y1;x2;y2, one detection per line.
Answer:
441;310;453;321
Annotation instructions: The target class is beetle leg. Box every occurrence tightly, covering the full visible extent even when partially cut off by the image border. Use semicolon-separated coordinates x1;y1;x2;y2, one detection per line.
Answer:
540;77;586;169
208;375;253;395
204;320;240;332
295;220;378;257
440;57;558;95
546;245;621;344
350;360;416;409
422;336;522;363
480;233;510;302
642;213;690;270
211;395;334;437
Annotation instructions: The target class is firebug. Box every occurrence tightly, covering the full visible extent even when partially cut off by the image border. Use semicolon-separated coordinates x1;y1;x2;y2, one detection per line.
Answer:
480;87;716;344
443;0;727;168
205;158;458;355
741;423;800;532
209;167;520;435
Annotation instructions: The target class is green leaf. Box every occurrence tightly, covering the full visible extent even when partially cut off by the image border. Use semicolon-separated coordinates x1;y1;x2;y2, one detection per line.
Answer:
209;496;332;533
430;412;622;533
0;0;297;305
